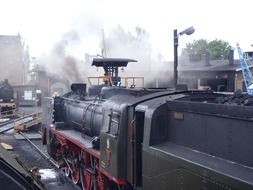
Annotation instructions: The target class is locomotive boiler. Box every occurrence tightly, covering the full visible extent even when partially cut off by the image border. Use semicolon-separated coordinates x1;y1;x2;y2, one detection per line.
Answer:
53;83;103;138
42;58;253;190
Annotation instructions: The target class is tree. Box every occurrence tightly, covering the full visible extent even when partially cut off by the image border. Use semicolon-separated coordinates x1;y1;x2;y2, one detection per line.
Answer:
182;39;208;55
182;39;231;60
208;39;230;60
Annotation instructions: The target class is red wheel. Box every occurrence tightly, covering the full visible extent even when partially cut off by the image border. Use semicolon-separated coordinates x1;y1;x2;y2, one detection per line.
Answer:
80;168;92;190
65;166;70;177
72;168;80;184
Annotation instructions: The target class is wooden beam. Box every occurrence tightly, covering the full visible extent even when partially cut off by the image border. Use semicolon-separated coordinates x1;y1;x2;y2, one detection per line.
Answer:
0;142;13;151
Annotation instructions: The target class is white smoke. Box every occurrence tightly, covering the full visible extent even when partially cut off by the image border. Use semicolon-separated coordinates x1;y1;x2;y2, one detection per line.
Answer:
103;26;171;87
35;17;171;87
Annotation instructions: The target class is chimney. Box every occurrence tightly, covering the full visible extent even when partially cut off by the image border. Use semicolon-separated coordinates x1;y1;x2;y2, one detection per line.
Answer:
205;51;210;66
229;48;234;65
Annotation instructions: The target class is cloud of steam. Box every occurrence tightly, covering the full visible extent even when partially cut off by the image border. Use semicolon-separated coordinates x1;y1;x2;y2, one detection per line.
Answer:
38;30;86;83
36;12;105;85
103;26;171;87
36;22;171;87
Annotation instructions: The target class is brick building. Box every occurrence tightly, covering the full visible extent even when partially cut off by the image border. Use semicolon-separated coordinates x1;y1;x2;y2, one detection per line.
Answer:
152;51;253;93
175;52;253;92
0;34;27;85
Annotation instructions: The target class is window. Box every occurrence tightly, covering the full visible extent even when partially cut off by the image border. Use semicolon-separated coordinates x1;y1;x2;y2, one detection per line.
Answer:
108;111;120;136
24;90;32;100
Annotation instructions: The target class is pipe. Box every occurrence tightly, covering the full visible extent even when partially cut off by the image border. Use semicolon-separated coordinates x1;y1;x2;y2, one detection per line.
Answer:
174;29;178;89
18;131;58;168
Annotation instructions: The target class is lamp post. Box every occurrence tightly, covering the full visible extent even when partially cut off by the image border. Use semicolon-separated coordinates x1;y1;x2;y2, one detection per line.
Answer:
173;26;195;89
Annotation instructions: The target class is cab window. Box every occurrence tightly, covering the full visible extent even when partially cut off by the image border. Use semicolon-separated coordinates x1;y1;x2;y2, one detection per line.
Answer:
109;111;120;136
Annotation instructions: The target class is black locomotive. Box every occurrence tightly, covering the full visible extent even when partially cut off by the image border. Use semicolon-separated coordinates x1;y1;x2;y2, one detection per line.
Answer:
0;79;15;115
42;58;253;190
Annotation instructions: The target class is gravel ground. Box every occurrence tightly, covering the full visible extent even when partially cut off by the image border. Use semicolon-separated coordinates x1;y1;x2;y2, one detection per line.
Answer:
0;106;81;190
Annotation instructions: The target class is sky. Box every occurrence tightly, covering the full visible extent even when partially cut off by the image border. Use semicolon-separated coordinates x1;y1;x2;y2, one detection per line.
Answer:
0;0;252;61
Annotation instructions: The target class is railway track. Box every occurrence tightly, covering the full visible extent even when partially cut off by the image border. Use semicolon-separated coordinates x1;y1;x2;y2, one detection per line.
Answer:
18;131;59;168
0;112;81;190
14;131;81;190
0;112;41;133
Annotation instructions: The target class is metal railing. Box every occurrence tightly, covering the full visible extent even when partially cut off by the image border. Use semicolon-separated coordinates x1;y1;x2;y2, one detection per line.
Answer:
0;108;17;119
121;77;144;88
88;76;113;86
87;76;144;88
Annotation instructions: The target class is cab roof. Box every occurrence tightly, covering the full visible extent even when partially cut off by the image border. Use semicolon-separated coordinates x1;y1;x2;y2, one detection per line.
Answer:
92;58;137;67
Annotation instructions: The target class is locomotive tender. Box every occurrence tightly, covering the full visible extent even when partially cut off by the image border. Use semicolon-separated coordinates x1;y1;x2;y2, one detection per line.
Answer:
42;58;253;190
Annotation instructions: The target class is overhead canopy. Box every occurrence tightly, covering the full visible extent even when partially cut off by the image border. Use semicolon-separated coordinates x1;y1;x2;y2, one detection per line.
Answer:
92;58;137;67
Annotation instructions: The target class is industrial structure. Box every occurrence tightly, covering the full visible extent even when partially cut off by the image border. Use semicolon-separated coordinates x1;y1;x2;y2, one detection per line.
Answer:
236;44;253;95
162;49;253;93
0;34;29;85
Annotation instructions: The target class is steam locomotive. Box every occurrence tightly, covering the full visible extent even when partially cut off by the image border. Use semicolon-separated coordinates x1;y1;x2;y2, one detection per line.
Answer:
42;58;253;190
0;79;15;115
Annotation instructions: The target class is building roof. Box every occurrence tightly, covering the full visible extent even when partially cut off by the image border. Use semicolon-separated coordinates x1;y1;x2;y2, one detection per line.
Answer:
0;35;21;45
176;59;249;72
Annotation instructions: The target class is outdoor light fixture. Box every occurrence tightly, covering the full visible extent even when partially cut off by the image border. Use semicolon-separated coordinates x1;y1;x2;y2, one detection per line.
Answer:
173;26;195;88
179;26;195;36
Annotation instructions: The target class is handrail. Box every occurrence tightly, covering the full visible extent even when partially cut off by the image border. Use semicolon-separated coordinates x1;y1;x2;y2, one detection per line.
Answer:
88;76;113;86
87;76;144;88
121;77;144;88
0;108;17;118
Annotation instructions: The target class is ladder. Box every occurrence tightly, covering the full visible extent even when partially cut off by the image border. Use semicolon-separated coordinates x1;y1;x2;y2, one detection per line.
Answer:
236;43;253;95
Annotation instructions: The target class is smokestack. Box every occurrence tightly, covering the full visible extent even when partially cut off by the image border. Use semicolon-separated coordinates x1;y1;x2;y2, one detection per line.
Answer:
229;48;234;65
205;51;210;66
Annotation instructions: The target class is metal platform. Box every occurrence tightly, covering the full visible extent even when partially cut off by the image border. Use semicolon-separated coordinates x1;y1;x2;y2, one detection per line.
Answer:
0;112;41;134
57;129;99;156
151;141;253;189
